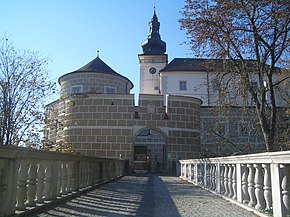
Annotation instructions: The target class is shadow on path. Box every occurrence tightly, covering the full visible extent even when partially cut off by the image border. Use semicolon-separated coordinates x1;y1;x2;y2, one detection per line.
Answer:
33;175;181;217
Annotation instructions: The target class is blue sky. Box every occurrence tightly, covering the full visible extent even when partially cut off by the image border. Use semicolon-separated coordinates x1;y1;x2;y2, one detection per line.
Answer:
1;0;192;99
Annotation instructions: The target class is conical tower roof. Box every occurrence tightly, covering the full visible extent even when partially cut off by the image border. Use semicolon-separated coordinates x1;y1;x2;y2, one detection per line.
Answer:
58;56;133;88
76;56;118;74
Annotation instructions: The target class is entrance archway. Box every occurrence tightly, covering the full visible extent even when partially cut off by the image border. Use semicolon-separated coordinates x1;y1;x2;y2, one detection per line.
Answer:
133;128;167;173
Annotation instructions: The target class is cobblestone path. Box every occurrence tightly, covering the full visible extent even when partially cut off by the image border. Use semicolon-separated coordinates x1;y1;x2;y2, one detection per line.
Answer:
35;175;257;217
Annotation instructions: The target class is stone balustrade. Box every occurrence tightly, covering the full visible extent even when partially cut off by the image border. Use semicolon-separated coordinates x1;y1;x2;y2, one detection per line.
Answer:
179;151;290;217
0;146;124;217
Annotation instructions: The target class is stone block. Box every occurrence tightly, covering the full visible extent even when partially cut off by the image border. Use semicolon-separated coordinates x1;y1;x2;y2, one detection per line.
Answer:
112;129;122;135
107;151;117;157
82;129;91;135
96;136;106;142
121;144;131;151
181;145;190;151
84;99;93;105
117;120;126;126
108;106;118;112
112;113;122;119
107;136;117;143
102;129;111;135
82;143;92;149
87;136;96;143
101;144;111;150
80;106;89;112
88;106;97;112
98;106;108;112
93;113;102;119
111;144;121;150
117;136;126;143
95;150;106;157
103;113;111;119
92;143;101;149
77;135;86;142
118;107;127;112
91;129;102;135
172;145;181;151
88;120;97;126
123;113;132;119
97;120;107;126
108;120;117;126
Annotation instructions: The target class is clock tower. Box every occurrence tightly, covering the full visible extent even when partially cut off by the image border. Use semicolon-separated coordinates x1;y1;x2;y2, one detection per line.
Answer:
139;8;168;95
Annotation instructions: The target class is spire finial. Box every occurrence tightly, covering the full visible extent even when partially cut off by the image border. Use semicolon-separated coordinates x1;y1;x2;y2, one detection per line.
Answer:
97;50;100;57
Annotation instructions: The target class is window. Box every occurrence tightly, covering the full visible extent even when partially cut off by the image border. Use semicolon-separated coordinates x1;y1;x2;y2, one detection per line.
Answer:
238;122;250;136
250;81;258;91
71;85;83;94
179;81;187;91
104;86;116;94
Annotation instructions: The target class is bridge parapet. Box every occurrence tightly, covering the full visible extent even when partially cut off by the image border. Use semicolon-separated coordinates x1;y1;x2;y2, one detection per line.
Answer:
0;146;124;217
180;151;290;217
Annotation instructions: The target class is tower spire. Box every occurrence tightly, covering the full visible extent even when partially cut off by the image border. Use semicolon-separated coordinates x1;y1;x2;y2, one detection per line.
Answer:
141;8;166;55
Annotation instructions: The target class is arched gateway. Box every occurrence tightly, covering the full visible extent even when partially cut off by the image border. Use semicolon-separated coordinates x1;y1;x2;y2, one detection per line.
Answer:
133;127;168;173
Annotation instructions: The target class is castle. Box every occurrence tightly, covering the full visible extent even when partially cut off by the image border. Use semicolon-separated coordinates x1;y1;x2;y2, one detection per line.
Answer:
45;9;287;173
45;10;202;174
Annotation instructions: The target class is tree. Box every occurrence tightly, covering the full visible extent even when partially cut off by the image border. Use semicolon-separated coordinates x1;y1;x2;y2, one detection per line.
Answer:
0;36;55;147
180;0;290;151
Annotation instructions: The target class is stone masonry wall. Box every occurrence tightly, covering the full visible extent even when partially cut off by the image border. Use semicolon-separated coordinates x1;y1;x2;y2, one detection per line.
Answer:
59;72;132;97
45;93;202;171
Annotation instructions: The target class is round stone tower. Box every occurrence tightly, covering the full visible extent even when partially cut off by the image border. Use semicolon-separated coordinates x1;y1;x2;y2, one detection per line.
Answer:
58;56;133;97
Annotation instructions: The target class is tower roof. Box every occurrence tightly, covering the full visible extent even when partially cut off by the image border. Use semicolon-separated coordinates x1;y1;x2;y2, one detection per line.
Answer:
76;56;117;74
141;8;166;55
58;56;133;88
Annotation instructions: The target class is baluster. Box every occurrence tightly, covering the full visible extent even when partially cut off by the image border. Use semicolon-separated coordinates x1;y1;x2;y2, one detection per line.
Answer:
91;162;97;185
189;163;192;181
16;160;29;210
71;161;79;192
241;164;249;204
201;163;205;185
207;164;211;188
88;162;92;186
210;164;214;189
61;162;68;195
220;165;225;194
232;164;237;200
56;162;62;197
80;162;84;188
85;162;89;186
26;161;37;207
197;164;201;184
36;161;45;203
254;164;265;210
281;164;290;215
44;161;53;201
213;164;217;191
66;162;72;193
247;164;256;207
224;164;229;196
262;164;272;212
228;164;233;197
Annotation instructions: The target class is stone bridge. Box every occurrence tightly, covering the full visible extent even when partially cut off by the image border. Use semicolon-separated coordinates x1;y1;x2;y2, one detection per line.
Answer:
0;146;289;217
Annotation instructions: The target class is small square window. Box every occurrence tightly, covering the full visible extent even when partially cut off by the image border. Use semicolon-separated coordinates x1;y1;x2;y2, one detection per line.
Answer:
71;85;83;94
104;86;116;94
238;122;249;136
179;81;187;91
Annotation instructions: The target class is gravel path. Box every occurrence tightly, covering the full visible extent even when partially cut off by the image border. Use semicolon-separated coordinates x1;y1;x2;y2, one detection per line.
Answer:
35;175;257;217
